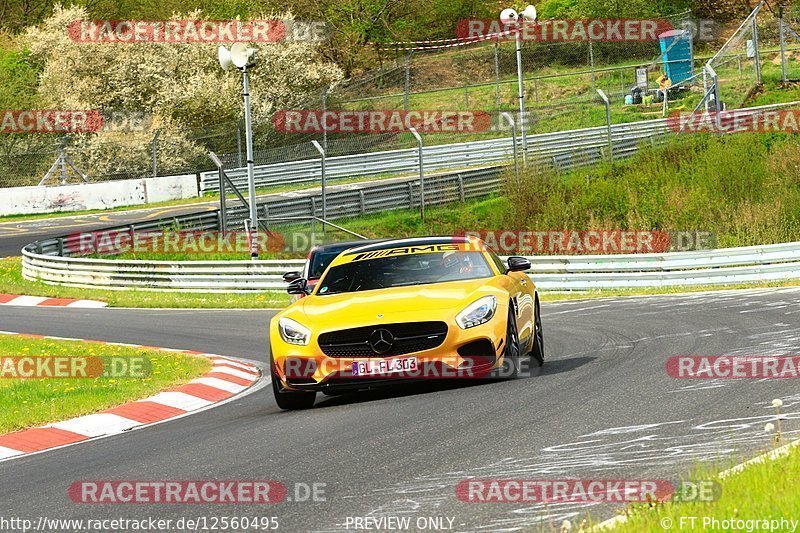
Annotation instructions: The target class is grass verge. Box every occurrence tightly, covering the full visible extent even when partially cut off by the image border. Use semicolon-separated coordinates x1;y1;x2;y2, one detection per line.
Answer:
0;334;211;434
0;256;291;308
586;440;800;532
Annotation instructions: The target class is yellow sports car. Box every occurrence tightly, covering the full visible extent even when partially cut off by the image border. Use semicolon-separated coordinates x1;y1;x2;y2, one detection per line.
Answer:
269;236;544;410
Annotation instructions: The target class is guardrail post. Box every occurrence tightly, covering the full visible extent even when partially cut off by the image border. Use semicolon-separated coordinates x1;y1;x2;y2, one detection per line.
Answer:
57;238;64;257
359;189;366;215
458;174;465;202
596;89;613;161
501;112;519;184
407;182;414;209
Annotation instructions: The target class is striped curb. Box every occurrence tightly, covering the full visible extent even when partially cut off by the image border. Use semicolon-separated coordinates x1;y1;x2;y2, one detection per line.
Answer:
0;331;261;461
0;293;107;308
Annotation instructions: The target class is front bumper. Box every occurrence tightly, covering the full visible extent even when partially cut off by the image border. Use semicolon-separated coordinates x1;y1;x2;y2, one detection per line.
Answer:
270;318;507;392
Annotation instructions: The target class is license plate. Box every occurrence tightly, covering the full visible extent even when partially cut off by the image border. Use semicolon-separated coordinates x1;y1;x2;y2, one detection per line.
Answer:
352;357;418;376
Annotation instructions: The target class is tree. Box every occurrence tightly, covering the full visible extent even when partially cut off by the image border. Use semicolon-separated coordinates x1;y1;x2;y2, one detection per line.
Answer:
22;5;342;176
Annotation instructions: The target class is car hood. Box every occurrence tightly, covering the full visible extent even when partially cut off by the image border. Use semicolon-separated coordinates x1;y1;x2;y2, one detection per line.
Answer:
295;278;499;328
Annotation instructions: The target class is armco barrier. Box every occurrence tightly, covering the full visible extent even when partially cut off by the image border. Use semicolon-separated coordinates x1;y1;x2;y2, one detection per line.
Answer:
22;241;800;292
198;101;799;193
199;120;667;192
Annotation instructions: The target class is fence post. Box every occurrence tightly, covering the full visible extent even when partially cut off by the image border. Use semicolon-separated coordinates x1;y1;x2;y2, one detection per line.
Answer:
501;112;519;184
779;6;788;84
404;52;412;112
588;38;596;96
706;64;722;131
322;85;329;151
209;151;227;231
151;130;159;178
311;140;326;234
752;11;761;84
409;127;425;223
59;140;68;185
596;89;613;161
494;40;501;113
236;120;243;167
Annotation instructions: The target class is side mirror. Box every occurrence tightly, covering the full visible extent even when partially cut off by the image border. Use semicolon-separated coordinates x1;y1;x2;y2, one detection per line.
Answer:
506;256;531;273
287;278;309;295
283;271;302;283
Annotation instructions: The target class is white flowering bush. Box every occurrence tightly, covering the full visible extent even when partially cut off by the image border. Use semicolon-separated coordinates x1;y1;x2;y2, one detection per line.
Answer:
23;5;342;178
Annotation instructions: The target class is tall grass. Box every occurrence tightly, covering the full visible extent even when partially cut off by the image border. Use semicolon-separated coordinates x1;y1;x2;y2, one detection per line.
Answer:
502;133;800;247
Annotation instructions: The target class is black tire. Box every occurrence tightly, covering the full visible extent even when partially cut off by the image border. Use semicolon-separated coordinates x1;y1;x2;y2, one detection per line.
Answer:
500;306;521;379
270;355;316;410
531;295;545;367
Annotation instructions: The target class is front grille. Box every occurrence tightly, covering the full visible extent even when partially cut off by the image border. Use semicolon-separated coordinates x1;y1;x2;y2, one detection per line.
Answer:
318;321;448;358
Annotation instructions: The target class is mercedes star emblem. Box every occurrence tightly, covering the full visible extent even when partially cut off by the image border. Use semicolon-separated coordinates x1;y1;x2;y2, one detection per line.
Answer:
369;328;394;354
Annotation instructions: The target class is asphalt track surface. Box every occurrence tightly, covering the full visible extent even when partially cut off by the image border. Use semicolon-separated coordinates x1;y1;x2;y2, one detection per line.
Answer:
1;288;799;531
0;204;216;258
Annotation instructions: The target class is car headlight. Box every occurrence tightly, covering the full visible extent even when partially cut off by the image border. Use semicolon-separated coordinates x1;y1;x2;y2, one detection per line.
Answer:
278;317;311;346
456;295;497;329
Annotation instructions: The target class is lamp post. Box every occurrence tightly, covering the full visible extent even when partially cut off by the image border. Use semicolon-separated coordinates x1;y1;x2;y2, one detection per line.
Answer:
500;5;537;162
218;43;259;259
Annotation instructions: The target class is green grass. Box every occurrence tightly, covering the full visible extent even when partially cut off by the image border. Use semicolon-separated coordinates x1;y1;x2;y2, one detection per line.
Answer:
586;441;800;532
0;256;290;308
309;131;800;250
0;334;211;433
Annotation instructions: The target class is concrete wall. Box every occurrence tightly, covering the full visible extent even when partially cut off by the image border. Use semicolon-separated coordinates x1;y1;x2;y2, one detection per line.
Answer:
0;174;199;216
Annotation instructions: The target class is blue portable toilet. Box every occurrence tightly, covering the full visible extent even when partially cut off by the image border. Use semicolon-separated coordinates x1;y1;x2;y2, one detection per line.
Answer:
659;29;693;84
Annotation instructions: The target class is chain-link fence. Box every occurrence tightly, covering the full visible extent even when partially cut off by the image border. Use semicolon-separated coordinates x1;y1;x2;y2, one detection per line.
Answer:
7;6;800;191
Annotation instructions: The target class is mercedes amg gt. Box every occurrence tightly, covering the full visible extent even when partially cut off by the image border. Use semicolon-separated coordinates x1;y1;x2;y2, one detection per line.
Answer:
269;236;544;410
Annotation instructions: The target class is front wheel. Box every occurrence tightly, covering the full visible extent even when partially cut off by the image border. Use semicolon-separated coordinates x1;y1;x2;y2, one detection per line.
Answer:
531;295;545;367
270;355;316;410
499;307;521;379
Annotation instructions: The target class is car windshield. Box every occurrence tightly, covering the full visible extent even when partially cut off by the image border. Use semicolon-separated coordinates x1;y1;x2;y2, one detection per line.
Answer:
308;249;347;279
315;251;493;295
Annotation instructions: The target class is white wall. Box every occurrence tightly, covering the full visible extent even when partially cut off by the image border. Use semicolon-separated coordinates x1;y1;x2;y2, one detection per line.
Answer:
0;175;199;216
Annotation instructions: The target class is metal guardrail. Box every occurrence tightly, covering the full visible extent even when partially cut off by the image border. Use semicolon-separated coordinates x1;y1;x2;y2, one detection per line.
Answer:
221;166;502;228
22;241;800;292
199;119;669;192
198;101;800;193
